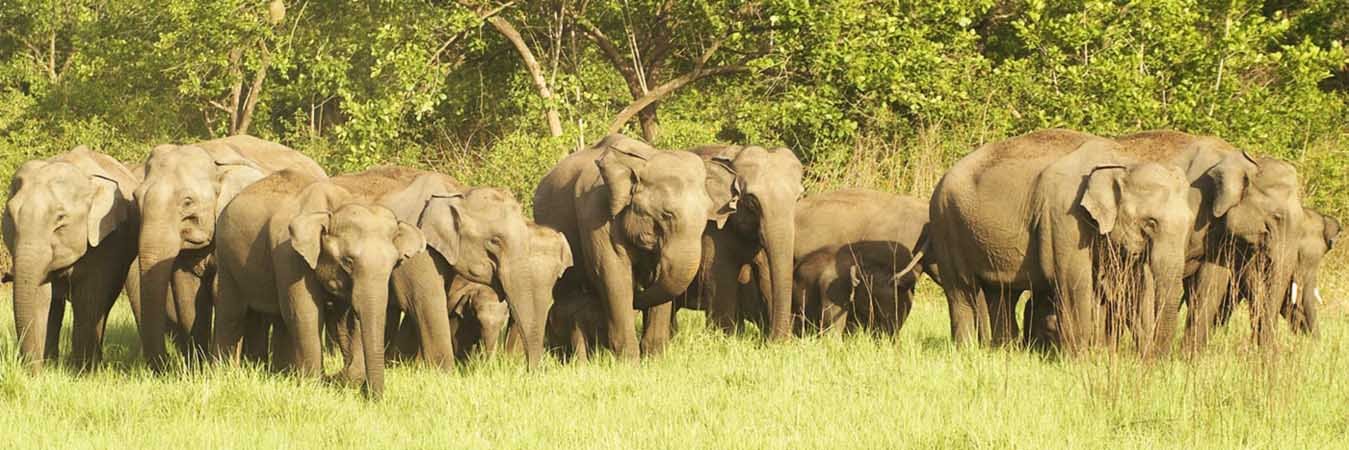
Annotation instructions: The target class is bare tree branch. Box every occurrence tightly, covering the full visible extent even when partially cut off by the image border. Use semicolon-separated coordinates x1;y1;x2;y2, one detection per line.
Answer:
487;14;563;137
235;44;272;136
606;65;746;135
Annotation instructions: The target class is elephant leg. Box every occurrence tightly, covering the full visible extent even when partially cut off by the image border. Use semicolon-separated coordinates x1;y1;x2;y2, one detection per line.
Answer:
588;234;640;360
503;323;524;355
44;279;69;362
943;278;983;347
394;315;423;361
212;270;249;364
68;281;116;371
270;321;295;372
274;260;326;378
1182;261;1234;356
1023;290;1059;350
570;320;589;363
242;313;271;363
986;285;1022;347
390;256;454;370
703;232;746;335
818;281;847;336
640;302;674;356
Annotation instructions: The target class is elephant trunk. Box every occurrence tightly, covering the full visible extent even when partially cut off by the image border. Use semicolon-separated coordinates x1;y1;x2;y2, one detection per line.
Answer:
498;262;544;369
11;239;54;369
757;204;795;341
1251;243;1297;349
137;217;181;371
1146;241;1186;358
634;227;703;309
352;272;389;400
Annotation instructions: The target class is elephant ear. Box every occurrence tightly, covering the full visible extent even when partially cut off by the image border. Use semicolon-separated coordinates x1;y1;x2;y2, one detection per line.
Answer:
86;175;127;248
393;221;427;261
1324;215;1341;250
289;211;331;269
594;135;655;217
419;193;464;266
1207;150;1258;218
381;174;456;224
1081;165;1126;235
550;230;573;279
705;156;739;229
214;164;266;221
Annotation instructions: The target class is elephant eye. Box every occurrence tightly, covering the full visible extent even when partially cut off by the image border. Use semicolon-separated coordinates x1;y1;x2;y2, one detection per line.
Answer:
1143;218;1159;233
341;255;355;268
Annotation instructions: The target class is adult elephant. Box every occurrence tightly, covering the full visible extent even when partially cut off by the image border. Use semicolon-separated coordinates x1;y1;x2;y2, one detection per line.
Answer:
213;169;426;398
929;129;1194;356
2;146;139;370
134;135;325;370
1113;131;1304;352
681;144;803;338
791;189;929;335
1212;208;1338;335
334;167;556;371
535;134;713;359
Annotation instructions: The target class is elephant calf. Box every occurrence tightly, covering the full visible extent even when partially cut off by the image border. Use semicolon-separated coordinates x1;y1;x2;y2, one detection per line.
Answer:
790;189;929;335
546;289;608;362
446;275;509;359
213;169;426;398
3;146;139;370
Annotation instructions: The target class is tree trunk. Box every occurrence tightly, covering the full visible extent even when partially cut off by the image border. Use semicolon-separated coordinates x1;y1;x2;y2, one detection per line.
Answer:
487;16;563;137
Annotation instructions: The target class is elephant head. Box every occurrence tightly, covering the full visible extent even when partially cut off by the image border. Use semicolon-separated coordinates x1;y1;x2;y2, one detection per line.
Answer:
133;143;265;366
1204;152;1303;341
699;144;804;339
381;175;549;367
290;202;425;398
522;223;572;345
595;135;714;308
1079;162;1194;354
447;278;508;357
3;150;130;367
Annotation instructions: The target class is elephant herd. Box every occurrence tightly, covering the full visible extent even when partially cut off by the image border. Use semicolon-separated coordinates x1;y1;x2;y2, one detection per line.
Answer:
2;129;1339;398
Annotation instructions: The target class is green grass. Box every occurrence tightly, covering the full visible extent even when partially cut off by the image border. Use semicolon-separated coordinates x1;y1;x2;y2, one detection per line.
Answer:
1;268;1347;449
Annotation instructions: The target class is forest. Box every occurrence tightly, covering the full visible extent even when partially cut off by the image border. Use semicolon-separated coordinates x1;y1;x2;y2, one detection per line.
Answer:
2;0;1346;213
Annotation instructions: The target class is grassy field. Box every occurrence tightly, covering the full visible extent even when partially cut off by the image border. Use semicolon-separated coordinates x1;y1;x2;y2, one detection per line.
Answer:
1;261;1347;449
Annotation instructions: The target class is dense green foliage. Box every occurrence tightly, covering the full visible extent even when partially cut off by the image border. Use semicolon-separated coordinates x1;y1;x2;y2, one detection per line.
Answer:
2;0;1346;213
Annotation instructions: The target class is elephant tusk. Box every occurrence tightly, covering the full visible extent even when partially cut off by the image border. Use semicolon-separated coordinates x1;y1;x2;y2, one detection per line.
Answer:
1291;282;1298;306
1314;287;1323;305
894;249;925;280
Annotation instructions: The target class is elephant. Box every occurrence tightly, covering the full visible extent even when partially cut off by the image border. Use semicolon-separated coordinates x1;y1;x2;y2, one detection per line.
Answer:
929;129;1194;356
534;134;713;360
1112;130;1305;352
134;135;325;370
213;168;425;398
545;288;608;362
790;189;928;335
330;166;557;371
677;144;804;339
446;275;510;359
1212;208;1339;335
2;146;139;370
499;223;574;356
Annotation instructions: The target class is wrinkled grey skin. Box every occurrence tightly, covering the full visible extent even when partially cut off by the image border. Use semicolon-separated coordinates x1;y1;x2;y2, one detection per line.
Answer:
1113;131;1304;353
679;144;804;339
134;135;325;370
930;129;1194;356
1213;208;1339;336
534;134;713;360
331;167;552;371
790;189;927;335
213;169;425;399
445;275;510;359
2;147;139;370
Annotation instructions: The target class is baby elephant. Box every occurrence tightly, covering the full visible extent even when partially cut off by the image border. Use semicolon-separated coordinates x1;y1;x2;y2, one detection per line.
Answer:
545;289;608;362
791;189;929;336
447;275;510;359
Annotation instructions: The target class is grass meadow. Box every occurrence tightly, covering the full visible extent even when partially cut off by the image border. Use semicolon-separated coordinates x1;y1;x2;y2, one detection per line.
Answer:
1;254;1347;449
